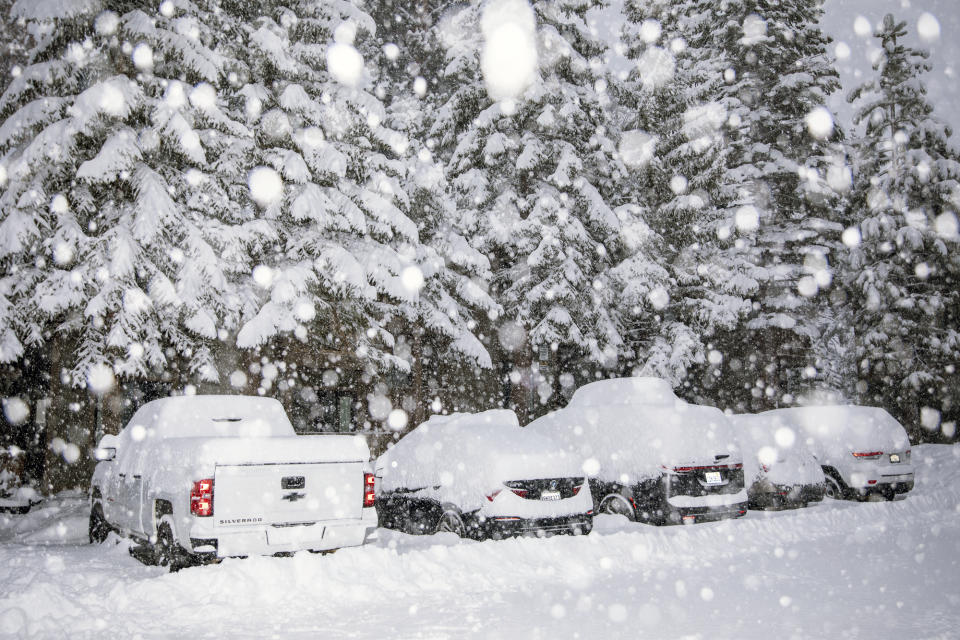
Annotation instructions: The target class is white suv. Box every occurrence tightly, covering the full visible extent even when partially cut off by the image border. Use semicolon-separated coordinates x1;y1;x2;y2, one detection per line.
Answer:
757;406;914;500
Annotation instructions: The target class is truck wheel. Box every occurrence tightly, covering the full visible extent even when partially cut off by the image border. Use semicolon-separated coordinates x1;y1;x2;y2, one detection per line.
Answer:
89;502;111;544
155;516;188;572
599;495;636;521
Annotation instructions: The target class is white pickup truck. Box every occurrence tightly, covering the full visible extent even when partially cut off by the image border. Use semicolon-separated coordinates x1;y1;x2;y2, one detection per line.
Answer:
89;395;377;569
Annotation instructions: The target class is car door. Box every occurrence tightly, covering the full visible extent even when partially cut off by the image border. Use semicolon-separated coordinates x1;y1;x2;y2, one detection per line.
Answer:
101;431;130;529
132;445;154;536
113;435;143;533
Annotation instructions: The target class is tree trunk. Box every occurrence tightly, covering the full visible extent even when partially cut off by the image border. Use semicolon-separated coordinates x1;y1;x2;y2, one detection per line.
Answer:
41;335;97;495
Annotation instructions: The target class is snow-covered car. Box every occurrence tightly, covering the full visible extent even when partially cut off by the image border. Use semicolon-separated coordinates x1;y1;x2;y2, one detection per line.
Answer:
375;410;593;539
89;395;377;570
0;450;41;514
526;377;748;525
758;406;914;501
730;413;826;509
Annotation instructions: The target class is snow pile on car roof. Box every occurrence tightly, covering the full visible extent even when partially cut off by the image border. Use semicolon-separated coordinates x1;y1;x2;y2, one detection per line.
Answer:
569;377;675;407
126;395;295;438
377;410;583;509
527;378;741;483
761;406;911;458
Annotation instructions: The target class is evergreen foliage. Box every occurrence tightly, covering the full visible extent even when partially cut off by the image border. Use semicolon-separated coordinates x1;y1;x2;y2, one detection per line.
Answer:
846;14;960;437
0;0;958;488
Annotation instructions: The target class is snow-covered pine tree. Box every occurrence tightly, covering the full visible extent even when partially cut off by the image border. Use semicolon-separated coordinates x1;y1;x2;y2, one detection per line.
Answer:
426;0;626;418
230;0;495;427
846;14;960;439
0;0;31;95
0;0;257;489
687;0;847;409
614;0;756;399
370;1;502;422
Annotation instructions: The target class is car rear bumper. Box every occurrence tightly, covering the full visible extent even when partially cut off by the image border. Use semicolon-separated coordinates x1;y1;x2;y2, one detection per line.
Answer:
669;502;748;524
206;521;376;557
849;472;914;495
749;482;826;509
482;513;593;538
879;478;914;495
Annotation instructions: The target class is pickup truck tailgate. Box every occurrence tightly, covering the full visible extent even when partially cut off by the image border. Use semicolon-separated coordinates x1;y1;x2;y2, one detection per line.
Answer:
213;462;365;527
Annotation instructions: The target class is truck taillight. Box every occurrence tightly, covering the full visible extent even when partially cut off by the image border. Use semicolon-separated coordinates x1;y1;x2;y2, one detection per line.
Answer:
191;478;214;517
363;473;376;508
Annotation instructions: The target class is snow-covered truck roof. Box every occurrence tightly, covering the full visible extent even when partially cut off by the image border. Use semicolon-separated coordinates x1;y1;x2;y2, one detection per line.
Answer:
527;378;741;483
759;405;911;458
377;409;583;501
112;395;371;467
125;395;295;438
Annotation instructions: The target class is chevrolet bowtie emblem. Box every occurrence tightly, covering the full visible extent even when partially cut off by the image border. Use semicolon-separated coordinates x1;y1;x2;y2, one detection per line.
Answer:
282;491;306;502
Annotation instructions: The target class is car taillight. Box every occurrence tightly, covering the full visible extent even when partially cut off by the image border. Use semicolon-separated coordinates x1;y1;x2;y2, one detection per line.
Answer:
572;484;583;496
486;490;501;502
761;464;770;473
509;488;528;498
363;473;376;508
190;478;214;517
906;449;911;461
852;451;883;460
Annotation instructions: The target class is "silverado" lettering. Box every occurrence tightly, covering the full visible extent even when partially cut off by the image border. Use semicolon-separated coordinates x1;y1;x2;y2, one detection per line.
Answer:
218;517;264;525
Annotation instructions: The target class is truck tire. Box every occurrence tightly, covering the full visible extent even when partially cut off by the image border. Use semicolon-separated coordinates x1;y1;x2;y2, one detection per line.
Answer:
89;502;111;544
155;515;189;572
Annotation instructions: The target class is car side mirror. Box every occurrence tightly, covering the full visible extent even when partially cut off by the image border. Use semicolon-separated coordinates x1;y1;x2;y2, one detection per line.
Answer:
95;434;119;461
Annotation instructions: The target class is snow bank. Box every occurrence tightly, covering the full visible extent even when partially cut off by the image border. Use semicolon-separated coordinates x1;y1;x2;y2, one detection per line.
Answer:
1;446;958;639
377;410;583;511
527;379;741;483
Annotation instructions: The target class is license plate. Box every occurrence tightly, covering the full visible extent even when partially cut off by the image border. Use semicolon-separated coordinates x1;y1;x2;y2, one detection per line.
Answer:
890;453;900;463
267;524;324;546
704;471;723;485
540;490;561;501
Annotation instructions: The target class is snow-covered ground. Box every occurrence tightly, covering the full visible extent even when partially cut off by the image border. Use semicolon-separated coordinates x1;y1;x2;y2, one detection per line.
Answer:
1;445;958;639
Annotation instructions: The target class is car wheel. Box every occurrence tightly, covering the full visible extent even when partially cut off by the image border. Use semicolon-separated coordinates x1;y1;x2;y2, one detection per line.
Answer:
155;516;188;572
824;476;845;500
435;510;466;537
89;502;110;544
599;495;636;521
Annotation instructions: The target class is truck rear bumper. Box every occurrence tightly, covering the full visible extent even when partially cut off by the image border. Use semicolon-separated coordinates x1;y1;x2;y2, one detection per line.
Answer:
201;522;375;558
